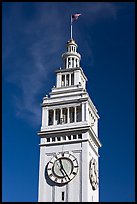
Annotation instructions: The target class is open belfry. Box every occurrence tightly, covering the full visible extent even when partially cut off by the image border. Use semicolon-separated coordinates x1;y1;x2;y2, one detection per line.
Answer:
38;14;102;202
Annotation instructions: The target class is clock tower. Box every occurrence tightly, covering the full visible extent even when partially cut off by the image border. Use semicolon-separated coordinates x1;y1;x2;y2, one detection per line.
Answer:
38;38;102;202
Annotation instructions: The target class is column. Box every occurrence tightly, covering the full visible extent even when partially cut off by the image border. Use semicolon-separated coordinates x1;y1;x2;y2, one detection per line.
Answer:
82;103;86;121
86;101;89;122
56;73;61;88
74;70;81;85
77;58;80;67
69;73;71;86
67;107;70;123
94;119;98;136
70;57;72;68
53;109;56;125
76;58;77;67
74;57;76;67
42;107;49;127
66;58;68;68
74;106;77;123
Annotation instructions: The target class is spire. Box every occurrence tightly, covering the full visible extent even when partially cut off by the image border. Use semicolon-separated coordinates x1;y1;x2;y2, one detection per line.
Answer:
62;38;81;69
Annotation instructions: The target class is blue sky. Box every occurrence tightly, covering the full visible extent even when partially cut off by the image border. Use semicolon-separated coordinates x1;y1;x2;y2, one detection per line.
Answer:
2;2;135;202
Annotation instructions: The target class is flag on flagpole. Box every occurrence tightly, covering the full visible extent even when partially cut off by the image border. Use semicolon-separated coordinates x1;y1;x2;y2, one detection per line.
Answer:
70;13;81;39
71;13;82;22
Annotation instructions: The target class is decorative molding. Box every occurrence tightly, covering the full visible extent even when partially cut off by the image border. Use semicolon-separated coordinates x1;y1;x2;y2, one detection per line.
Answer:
38;125;89;137
41;97;88;107
88;127;102;148
39;139;88;147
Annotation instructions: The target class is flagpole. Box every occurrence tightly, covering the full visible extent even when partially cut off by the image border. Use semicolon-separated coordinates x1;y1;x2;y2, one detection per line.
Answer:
71;15;72;39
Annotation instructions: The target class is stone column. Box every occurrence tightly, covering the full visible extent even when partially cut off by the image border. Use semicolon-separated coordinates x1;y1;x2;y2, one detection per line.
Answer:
74;106;77;123
53;109;56;125
42;107;49;127
69;73;71;86
75;70;81;85
66;58;68;68
86;101;89;122
74;57;76;67
70;57;72;68
82;103;86;121
60;108;63;124
77;58;80;67
56;73;61;88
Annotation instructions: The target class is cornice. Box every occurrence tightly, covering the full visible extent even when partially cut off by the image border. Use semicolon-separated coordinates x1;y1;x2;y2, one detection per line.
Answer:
41;97;88;107
88;127;102;148
38;124;90;137
49;86;84;95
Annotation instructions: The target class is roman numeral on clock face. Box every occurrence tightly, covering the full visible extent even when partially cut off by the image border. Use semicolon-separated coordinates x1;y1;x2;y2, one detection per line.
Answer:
49;174;53;177
54;178;58;182
47;168;52;171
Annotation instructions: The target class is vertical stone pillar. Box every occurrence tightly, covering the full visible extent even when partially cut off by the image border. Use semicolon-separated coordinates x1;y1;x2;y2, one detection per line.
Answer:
82;103;86;121
86;101;89;122
56;73;61;88
53;109;56;125
70;57;72;68
77;58;80;67
66;58;68;68
74;70;80;85
42;107;49;127
69;73;71;86
74;106;77;123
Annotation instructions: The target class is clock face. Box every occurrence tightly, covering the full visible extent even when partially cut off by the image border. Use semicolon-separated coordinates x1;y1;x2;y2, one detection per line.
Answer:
47;152;78;184
89;157;98;190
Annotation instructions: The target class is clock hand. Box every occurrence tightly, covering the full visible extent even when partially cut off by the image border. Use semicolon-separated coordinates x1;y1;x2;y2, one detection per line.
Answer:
59;159;70;181
62;168;70;181
59;158;63;169
55;159;67;179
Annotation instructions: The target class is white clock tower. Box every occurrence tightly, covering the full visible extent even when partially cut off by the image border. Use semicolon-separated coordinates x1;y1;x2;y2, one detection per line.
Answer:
38;38;102;202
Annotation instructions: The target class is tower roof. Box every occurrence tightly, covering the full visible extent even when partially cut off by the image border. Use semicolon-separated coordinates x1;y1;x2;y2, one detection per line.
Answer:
67;38;77;47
